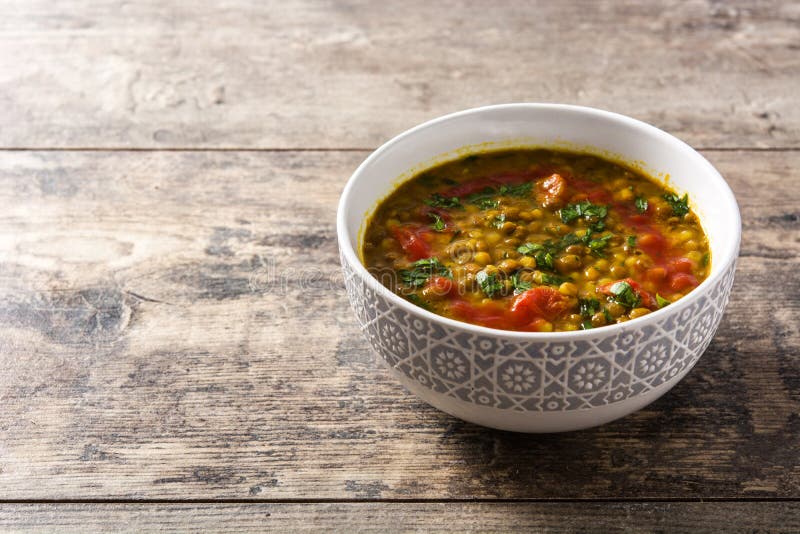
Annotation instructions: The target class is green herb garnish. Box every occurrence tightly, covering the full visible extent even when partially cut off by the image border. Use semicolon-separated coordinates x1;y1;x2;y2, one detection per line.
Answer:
399;257;451;288
466;182;532;210
581;320;594;330
627;235;637;248
560;230;612;257
519;211;612;270
467;187;500;210
558;233;582;248
587;234;613;256
424;193;462;209
490;213;507;229
517;243;556;271
510;273;532;295
477;198;499;209
559;201;608;224
635;196;648;213
429;213;446;232
476;271;504;298
701;252;710;267
609;281;641;308
663;193;690;217
578;297;601;318
656;294;671;308
541;272;567;286
517;242;544;255
588;220;606;233
498;182;533;197
537;251;556;271
603;308;613;323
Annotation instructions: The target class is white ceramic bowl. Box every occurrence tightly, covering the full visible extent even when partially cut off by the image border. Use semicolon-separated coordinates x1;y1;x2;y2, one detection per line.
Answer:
337;104;740;432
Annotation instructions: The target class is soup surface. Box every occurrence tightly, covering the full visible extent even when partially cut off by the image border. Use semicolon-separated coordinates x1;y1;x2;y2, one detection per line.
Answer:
362;149;710;332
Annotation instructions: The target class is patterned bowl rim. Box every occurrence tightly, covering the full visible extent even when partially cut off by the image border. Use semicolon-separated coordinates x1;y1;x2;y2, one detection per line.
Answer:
337;103;741;341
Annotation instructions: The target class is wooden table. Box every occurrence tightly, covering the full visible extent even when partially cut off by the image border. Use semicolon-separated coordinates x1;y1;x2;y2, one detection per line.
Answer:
1;1;798;531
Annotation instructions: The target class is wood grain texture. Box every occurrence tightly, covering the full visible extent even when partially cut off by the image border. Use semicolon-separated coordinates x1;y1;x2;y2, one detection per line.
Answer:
0;0;798;149
0;149;797;500
1;502;800;532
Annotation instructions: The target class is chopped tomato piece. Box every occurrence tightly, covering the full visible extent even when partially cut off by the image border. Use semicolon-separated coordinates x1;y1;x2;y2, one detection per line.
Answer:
537;173;567;208
449;299;510;330
646;267;667;282
426;276;457;297
587;189;613;204
567;176;612;204
667;257;694;274
669;272;698;291
628;214;651;225
510;287;569;323
637;232;667;259
391;225;432;261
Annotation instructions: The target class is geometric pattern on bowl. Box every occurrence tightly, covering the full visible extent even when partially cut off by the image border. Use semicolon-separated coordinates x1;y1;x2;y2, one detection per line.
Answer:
341;250;736;412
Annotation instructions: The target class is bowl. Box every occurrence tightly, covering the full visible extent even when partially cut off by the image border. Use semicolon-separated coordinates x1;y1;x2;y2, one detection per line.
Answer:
337;104;740;432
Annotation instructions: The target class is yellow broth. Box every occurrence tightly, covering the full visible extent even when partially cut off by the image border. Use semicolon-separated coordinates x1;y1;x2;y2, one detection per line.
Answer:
362;149;710;332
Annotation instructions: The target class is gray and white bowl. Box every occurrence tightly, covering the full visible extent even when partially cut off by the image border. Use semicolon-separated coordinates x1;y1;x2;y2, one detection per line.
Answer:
337;104;740;432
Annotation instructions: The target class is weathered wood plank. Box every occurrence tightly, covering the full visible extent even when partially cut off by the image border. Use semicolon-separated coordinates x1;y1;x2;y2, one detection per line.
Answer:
0;0;798;149
1;502;799;532
0;150;797;499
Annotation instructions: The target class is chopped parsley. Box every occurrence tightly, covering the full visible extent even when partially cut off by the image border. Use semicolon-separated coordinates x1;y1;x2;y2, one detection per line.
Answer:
517;242;555;271
603;308;613;323
466;182;532;209
588;220;607;233
587;234;613;256
518;226;612;269
399;258;451;288
578;297;601;318
559;201;608;224
609;281;641;308
476;198;500;210
476;270;504;298
635;196;648;213
656;293;671;308
541;272;568;286
428;213;446;232
557;233;583;248
490;213;507;229
627;235;637;247
517;242;545;255
561;230;613;257
498;182;533;197
467;187;500;210
424;193;462;209
510;273;532;294
663;192;690;217
581;320;594;330
701;252;710;267
536;251;555;271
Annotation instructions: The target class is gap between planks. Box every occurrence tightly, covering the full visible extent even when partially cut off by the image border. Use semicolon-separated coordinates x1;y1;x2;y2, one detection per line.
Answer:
0;147;797;153
1;498;800;505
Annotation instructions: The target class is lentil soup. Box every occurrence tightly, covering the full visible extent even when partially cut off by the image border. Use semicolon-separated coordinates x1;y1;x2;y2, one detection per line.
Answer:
362;149;710;332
